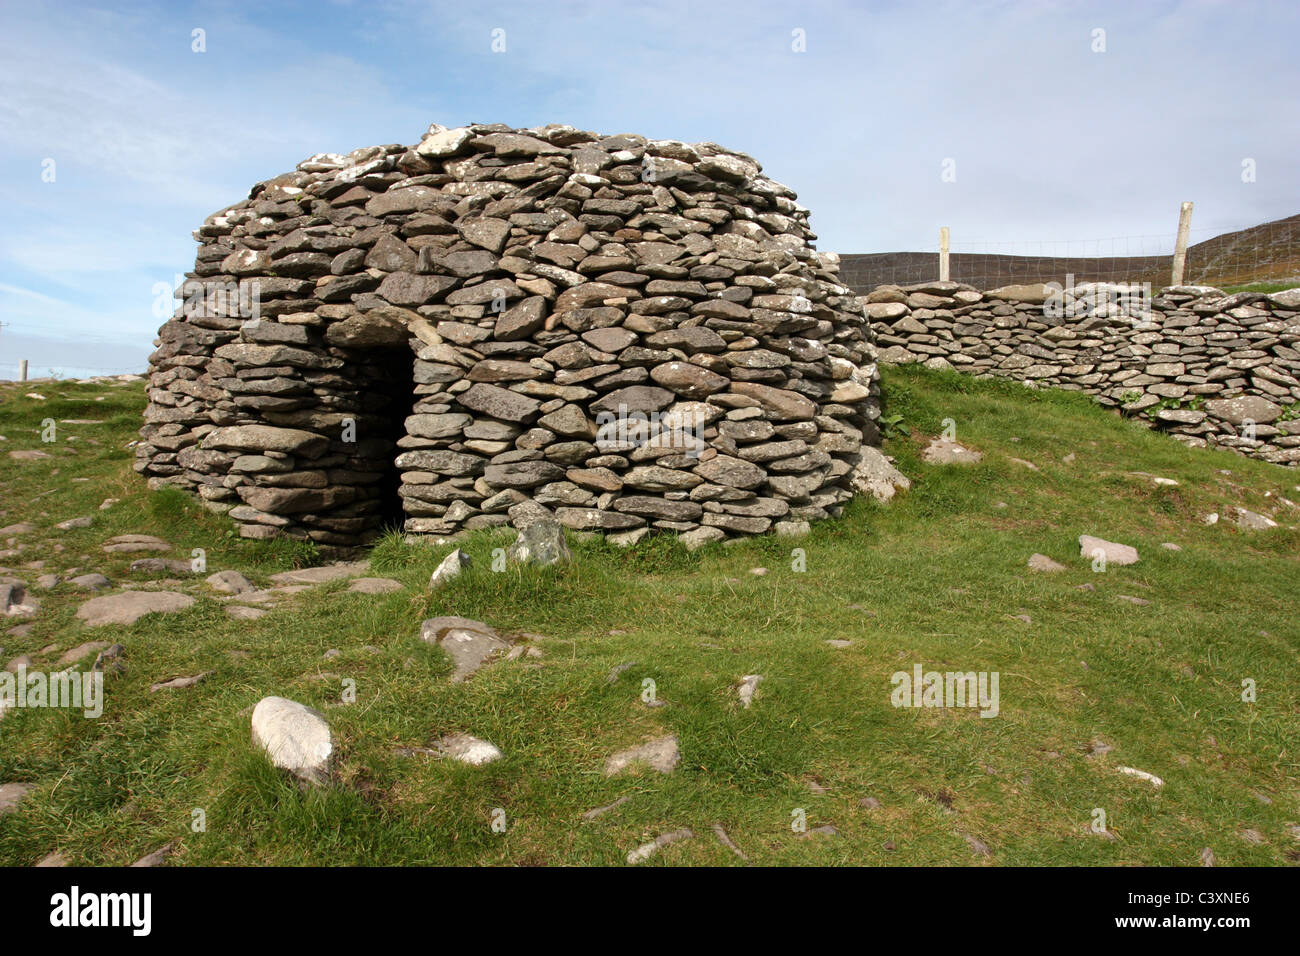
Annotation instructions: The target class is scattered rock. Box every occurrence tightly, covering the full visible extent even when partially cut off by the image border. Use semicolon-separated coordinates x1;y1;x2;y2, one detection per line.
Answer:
35;851;68;867
848;447;911;502
1117;766;1163;788
68;573;111;591
225;605;266;620
605;735;681;776
250;696;333;785
206;570;255;594
737;674;763;708
798;825;840;838
583;795;630;820
922;438;983;465
75;590;194;627
1234;508;1277;531
1117;594;1151;606
129;841;178;868
129;558;193;575
429;549;471;589
1027;553;1065;573
1;581;40;617
432;733;503;765
56;641;109;666
348;577;403;594
55;517;93;531
507;515;571;567
0;782;36;814
268;561;368;585
627;828;693;864
150;672;211;692
712;824;748;861
1078;535;1139;566
103;534;171;554
91;643;125;673
420;616;509;681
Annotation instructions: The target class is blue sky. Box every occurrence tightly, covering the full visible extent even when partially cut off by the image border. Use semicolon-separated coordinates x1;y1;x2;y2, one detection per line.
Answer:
1;0;1296;378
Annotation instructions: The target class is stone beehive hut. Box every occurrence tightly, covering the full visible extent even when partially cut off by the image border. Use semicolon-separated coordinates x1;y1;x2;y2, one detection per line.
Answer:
137;123;881;550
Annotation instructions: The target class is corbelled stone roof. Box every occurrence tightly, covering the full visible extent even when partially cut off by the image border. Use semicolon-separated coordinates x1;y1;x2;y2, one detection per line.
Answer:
138;123;882;550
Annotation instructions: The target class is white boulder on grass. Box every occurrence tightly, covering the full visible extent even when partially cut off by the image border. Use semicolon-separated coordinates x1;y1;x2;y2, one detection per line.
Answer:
429;548;472;589
251;696;333;785
1078;535;1139;566
433;733;502;766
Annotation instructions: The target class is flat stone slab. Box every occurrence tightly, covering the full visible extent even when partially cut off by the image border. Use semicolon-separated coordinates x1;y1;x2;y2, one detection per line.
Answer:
1078;535;1139;566
68;573;111;591
348;576;404;594
129;558;194;574
76;590;195;627
1234;508;1277;530
268;561;369;586
921;438;983;465
103;535;171;554
56;641;109;666
420;616;509;681
0;782;35;815
605;735;681;776
225;605;266;620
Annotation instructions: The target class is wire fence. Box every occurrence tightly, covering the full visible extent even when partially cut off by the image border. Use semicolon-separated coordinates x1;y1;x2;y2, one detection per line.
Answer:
838;214;1300;294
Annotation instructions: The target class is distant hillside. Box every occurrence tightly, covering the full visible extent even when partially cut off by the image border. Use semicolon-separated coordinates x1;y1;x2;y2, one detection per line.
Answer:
838;213;1300;293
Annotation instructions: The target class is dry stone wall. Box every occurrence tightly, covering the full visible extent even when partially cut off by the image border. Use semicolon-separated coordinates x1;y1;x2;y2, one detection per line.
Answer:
138;123;881;550
868;281;1300;465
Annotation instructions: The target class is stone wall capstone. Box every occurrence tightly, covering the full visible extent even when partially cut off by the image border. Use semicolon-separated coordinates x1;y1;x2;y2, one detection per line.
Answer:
137;123;882;551
867;280;1300;465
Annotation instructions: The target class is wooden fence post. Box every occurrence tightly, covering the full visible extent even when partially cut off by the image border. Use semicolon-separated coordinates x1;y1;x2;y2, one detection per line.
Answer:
939;227;950;282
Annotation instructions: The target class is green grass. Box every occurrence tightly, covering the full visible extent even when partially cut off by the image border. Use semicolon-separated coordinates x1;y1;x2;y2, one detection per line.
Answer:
1217;281;1298;295
0;368;1297;866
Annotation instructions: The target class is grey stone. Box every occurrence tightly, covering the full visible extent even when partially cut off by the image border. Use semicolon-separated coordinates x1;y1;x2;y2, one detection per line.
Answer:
251;696;333;785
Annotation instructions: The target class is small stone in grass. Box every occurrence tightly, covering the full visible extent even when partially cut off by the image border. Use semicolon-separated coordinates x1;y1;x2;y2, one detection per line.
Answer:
225;605;265;620
206;570;255;594
605;735;680;776
1027;553;1065;573
432;733;503;766
737;674;762;708
627;828;693;864
150;672;210;692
